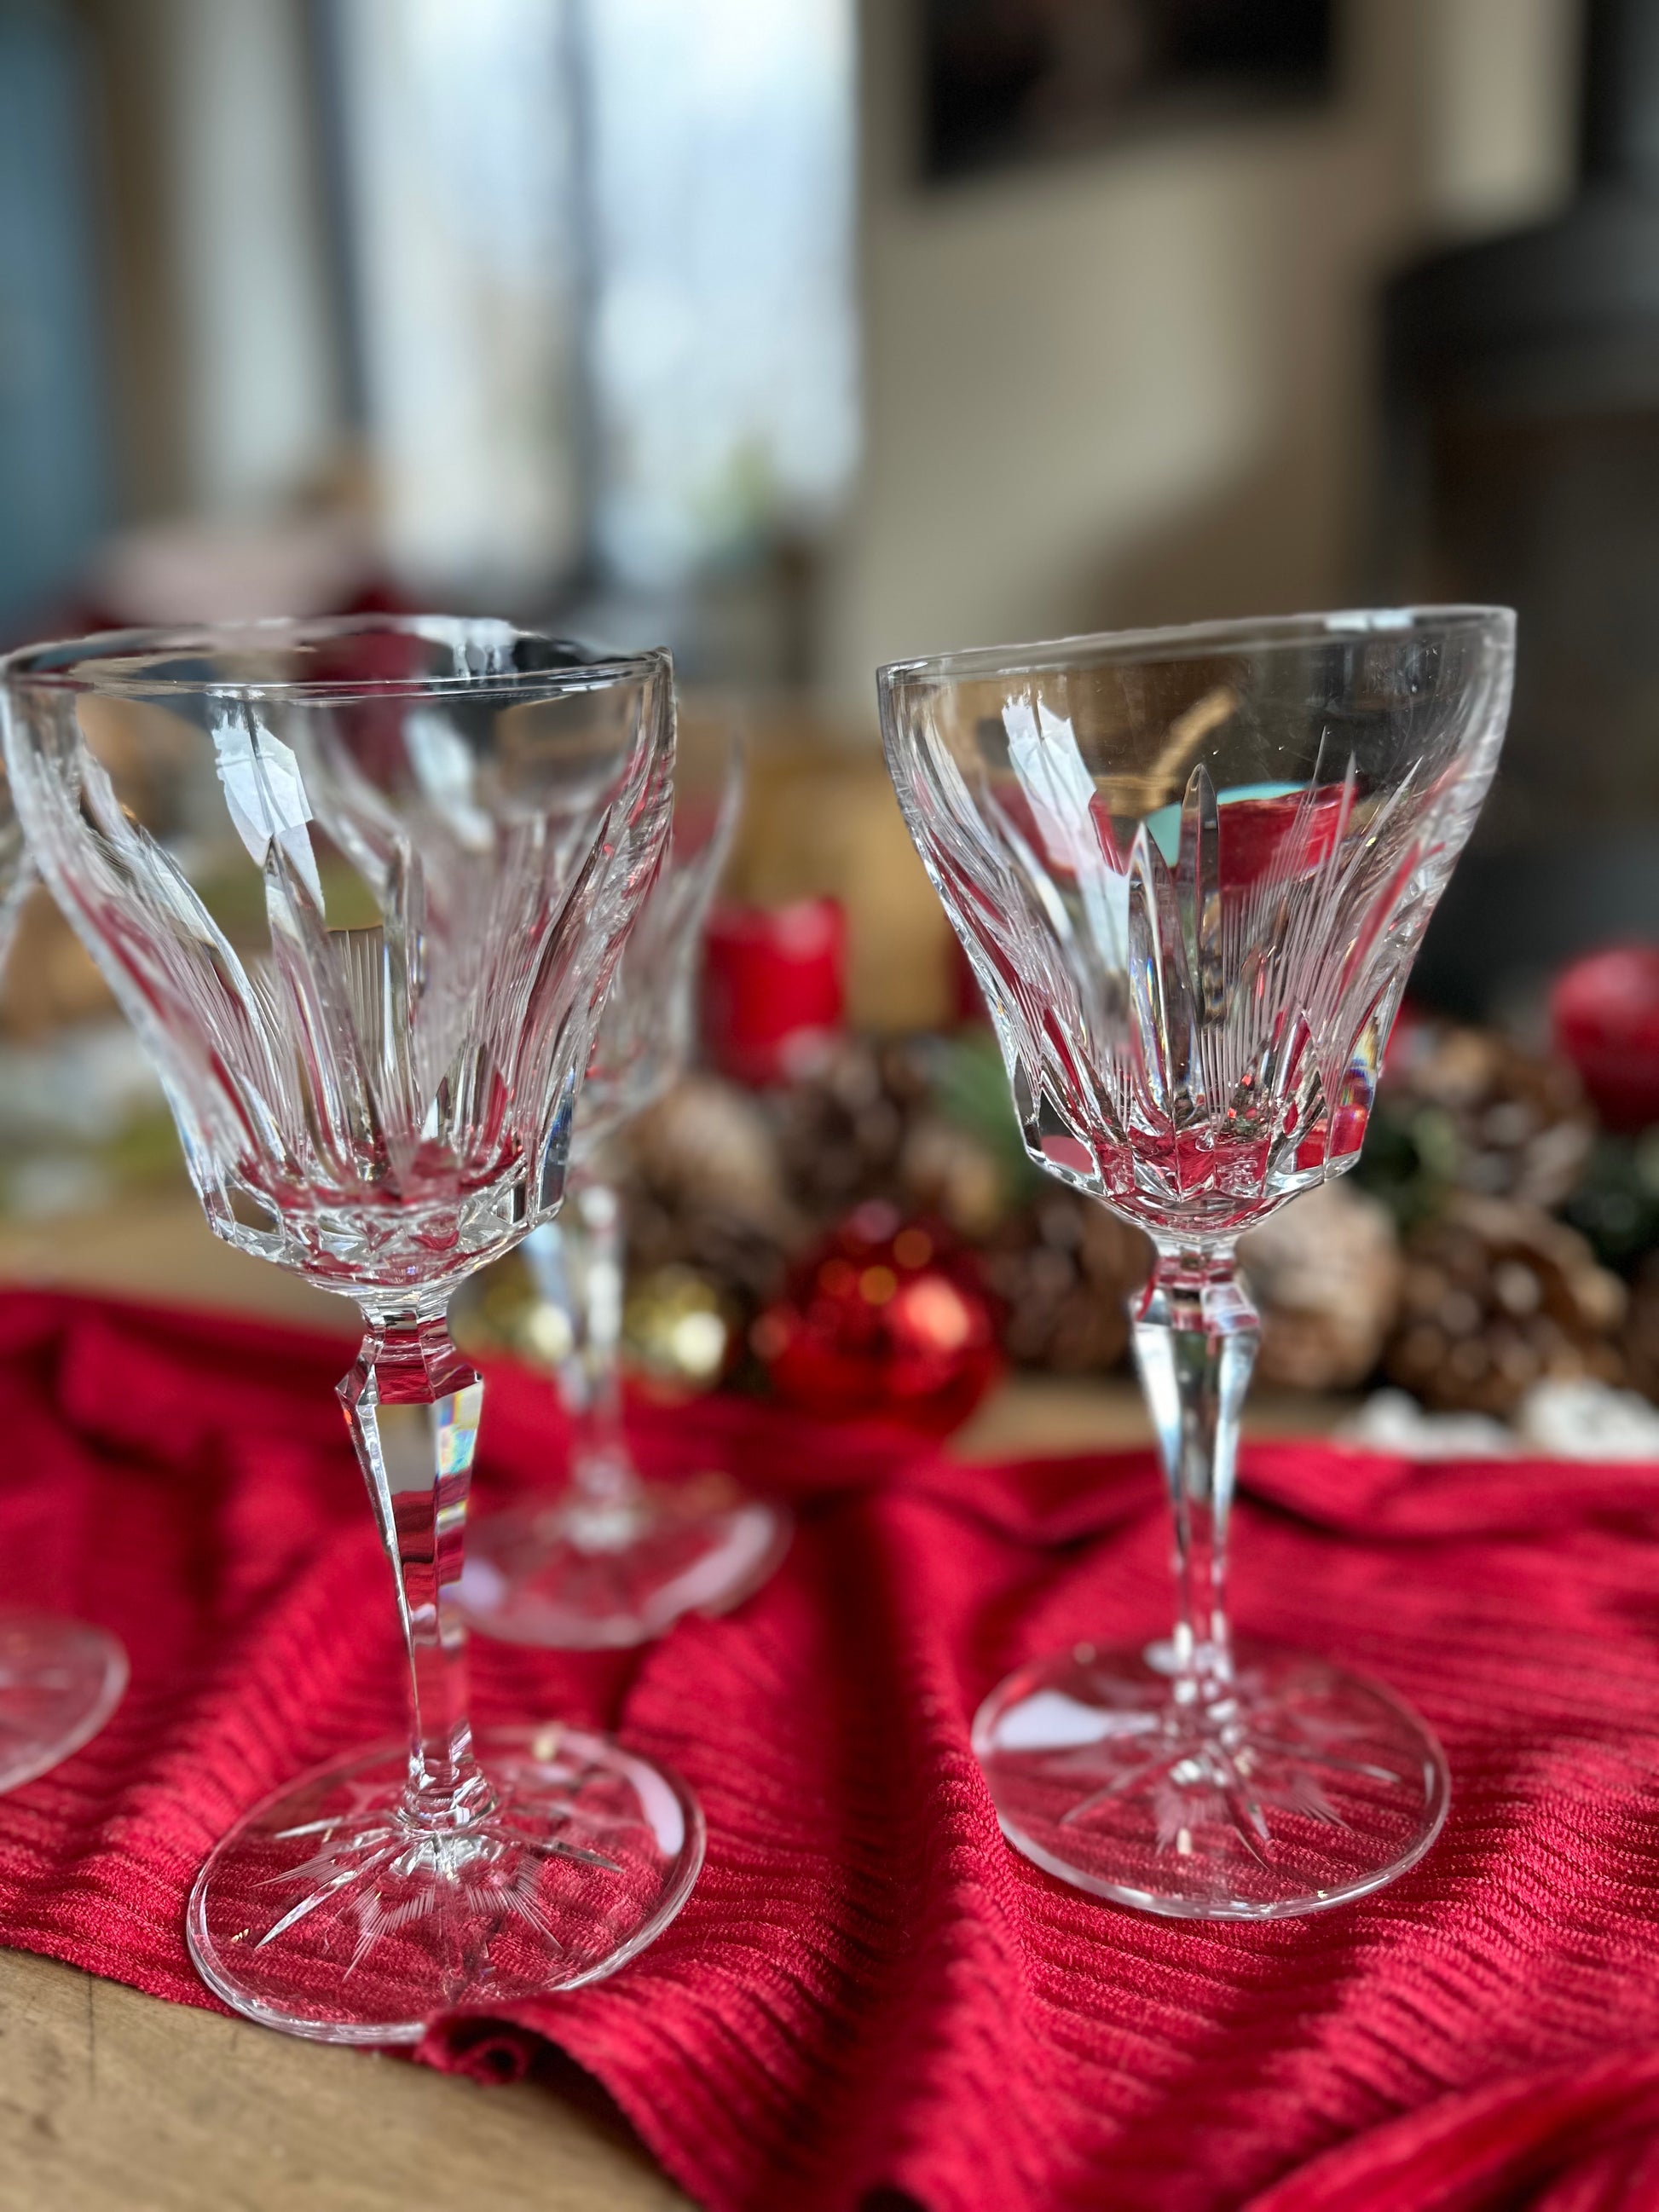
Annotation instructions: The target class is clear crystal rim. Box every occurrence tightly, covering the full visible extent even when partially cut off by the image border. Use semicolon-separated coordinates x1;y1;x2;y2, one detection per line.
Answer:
877;602;1515;687
0;615;670;702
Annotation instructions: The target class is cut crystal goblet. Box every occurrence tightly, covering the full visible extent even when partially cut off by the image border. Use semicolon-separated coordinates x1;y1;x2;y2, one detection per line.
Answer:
461;707;789;1649
1;616;700;2037
0;761;128;1793
881;607;1514;1919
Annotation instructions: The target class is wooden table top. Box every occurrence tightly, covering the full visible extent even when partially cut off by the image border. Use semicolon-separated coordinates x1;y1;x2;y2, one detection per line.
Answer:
0;1198;1344;2211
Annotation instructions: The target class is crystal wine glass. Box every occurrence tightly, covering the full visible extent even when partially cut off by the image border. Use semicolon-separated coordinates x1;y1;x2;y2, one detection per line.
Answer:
1;616;699;2038
880;606;1514;1919
0;760;128;1792
460;707;790;1647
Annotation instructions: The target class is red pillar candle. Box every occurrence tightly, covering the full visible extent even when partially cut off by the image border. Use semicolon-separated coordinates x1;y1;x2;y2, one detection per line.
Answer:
702;898;847;1086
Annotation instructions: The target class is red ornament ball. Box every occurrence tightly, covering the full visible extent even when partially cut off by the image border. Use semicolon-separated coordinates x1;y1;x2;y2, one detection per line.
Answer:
1551;944;1659;1133
750;1202;1001;1433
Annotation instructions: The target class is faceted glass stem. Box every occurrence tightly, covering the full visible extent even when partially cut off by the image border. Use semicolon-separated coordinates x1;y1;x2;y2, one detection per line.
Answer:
340;1300;494;1831
1128;1245;1260;1707
524;1180;642;1518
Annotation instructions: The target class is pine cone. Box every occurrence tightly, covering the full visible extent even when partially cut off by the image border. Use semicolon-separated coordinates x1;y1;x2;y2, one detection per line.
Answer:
772;1034;934;1226
1241;1181;1402;1392
1621;1253;1659;1406
978;1190;1151;1373
616;1074;796;1311
897;1115;1007;1240
621;1073;793;1227
622;1189;792;1313
1384;1194;1627;1417
1378;1024;1593;1211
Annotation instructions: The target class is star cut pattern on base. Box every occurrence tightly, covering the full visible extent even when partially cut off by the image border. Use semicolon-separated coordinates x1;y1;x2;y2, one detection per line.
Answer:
1044;1666;1411;1867
249;1755;650;1984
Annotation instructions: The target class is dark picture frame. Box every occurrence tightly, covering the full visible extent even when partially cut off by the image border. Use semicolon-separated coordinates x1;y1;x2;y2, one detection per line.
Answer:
922;0;1336;183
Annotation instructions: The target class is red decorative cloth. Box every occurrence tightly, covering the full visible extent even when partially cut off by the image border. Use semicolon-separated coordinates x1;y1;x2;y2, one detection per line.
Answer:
4;1287;1659;2211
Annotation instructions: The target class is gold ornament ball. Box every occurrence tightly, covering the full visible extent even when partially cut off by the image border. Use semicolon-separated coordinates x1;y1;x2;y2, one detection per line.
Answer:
623;1265;735;1394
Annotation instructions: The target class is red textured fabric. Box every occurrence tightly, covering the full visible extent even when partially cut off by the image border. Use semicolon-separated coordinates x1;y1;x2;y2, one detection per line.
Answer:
3;1287;1659;2210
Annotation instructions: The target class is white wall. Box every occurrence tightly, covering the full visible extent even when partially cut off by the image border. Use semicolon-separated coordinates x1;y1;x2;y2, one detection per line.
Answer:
822;0;1577;713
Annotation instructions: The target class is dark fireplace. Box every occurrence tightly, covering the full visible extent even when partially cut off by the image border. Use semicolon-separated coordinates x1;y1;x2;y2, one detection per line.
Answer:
1380;0;1659;1017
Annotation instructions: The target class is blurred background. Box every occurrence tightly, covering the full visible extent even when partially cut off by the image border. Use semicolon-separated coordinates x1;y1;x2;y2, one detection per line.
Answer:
0;0;1594;697
1;0;1656;1445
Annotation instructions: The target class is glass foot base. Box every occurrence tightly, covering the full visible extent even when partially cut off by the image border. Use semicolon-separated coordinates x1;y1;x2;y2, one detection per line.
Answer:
0;1610;127;1794
973;1636;1448;1920
186;1724;704;2043
459;1478;791;1649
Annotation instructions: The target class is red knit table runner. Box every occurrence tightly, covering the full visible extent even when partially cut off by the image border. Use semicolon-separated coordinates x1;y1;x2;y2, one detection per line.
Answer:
2;1287;1657;2211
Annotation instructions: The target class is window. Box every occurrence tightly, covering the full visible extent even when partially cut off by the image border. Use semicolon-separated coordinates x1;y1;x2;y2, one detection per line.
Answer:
331;0;858;602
